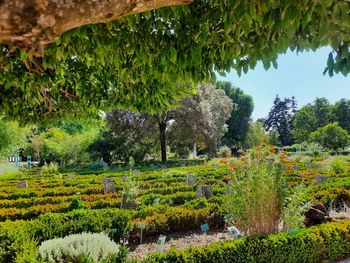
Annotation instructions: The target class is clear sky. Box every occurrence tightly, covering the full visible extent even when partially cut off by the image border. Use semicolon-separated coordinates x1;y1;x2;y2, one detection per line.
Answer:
216;47;350;120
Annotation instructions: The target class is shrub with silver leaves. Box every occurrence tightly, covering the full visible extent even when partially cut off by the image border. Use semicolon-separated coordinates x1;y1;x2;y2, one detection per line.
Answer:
39;232;119;263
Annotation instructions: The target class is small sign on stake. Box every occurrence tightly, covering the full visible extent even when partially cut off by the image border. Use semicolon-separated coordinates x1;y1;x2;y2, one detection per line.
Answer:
67;174;74;181
200;223;209;246
138;223;147;243
156;235;166;252
133;170;140;176
154;198;161;204
17;181;28;188
185;175;197;185
103;181;116;194
102;178;111;184
227;226;242;238
121;176;130;182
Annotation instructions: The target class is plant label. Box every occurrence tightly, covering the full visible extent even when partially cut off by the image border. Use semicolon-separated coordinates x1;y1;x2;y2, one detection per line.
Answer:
104;182;116;194
186;175;197;185
228;226;242;238
156;235;166;252
200;223;209;232
225;180;232;195
289;229;297;235
132;170;140;176
196;185;213;199
313;176;328;185
121;176;130;182
102;178;111;184
17;181;28;188
138;223;147;230
67;174;74;180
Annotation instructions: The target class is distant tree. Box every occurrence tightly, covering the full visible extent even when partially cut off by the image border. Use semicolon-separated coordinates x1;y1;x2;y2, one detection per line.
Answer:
104;110;158;163
243;122;269;149
293;105;318;142
309;123;349;151
169;83;233;157
313;98;334;127
264;95;296;146
0;120;29;157
293;97;334;143
27;127;97;165
333;99;350;133
216;81;254;148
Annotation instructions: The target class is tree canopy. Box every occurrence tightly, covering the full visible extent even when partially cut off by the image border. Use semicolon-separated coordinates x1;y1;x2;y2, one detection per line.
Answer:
264;95;297;146
309;122;349;151
293;98;350;143
217;81;254;148
0;1;350;121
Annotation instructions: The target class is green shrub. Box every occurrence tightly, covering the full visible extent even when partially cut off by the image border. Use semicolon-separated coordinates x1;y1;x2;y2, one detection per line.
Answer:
218;146;231;158
302;142;325;157
32;209;132;243
67;197;84;211
225;161;310;236
143;220;350;263
39;232;121;263
327;156;349;175
41;163;59;175
184;198;209;209
309;123;349;151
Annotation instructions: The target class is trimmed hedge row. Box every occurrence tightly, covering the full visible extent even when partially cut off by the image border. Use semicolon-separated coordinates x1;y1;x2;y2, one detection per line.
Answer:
0;205;225;262
143;219;350;263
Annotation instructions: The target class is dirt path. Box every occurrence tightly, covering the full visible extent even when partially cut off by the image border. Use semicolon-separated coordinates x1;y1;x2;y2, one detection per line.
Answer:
128;229;234;259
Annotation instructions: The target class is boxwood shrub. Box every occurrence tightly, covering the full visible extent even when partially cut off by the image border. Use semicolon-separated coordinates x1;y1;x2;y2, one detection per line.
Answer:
143;220;350;263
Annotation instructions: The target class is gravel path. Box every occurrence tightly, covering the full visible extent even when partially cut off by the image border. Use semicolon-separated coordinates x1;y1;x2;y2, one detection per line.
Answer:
128;229;233;259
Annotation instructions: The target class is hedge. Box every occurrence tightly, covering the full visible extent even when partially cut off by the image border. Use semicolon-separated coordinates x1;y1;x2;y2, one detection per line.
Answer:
143;219;350;263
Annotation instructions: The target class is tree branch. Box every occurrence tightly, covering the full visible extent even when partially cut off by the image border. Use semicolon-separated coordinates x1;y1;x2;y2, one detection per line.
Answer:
0;0;192;54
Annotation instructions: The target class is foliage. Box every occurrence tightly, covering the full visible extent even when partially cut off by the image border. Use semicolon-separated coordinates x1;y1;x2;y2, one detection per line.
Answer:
168;83;233;156
1;1;350;121
143;220;350;263
84;161;109;171
27;126;98;165
216;81;254;148
264;95;297;146
97;110;158;163
327;156;349;175
225;160;310;236
33;209;132;243
242;121;268;149
301;142;326;157
67;198;84;211
333;98;350;133
293;98;335;142
217;146;231;158
0;120;29;157
38;232;121;263
41;163;59;175
309;123;349;151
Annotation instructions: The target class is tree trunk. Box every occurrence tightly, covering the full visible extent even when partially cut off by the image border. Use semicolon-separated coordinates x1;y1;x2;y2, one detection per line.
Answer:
159;120;167;163
192;142;197;159
0;0;192;53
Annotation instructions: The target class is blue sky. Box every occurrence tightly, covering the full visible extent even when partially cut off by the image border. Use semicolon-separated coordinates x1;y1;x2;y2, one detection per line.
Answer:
217;47;350;120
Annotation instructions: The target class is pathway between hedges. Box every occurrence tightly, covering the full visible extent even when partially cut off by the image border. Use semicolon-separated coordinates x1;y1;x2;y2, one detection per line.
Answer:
128;229;233;259
127;229;350;261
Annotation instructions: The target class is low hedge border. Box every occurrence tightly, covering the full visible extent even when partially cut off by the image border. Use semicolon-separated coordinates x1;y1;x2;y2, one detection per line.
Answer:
142;219;350;263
